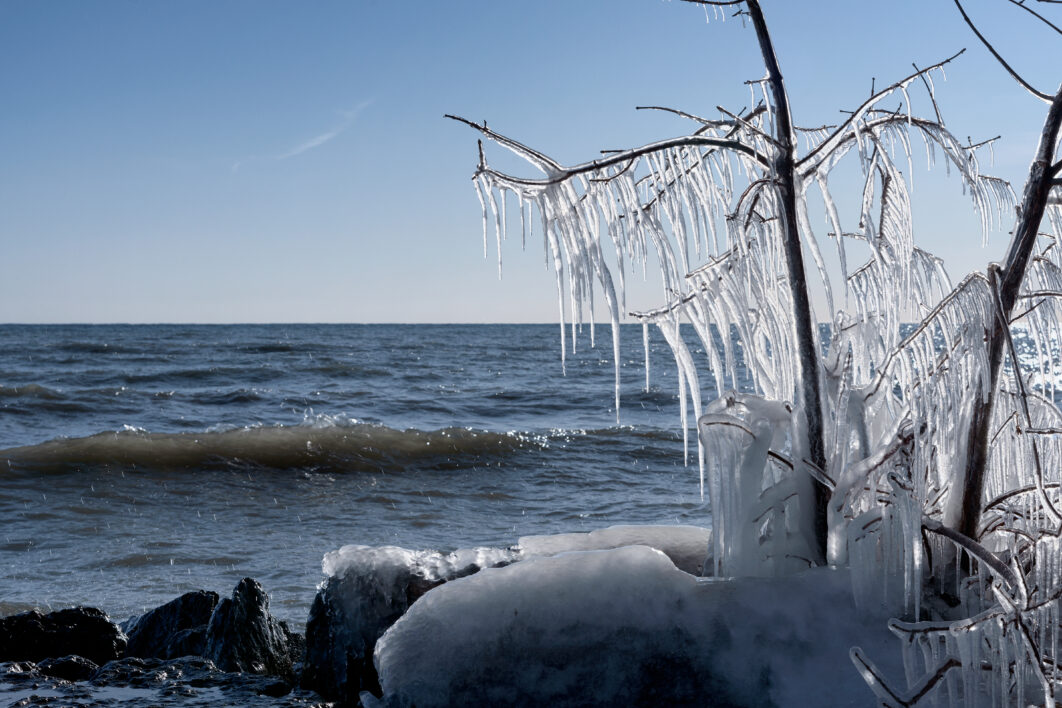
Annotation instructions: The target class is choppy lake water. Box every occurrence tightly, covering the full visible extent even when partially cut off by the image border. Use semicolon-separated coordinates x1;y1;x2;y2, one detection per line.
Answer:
0;324;715;625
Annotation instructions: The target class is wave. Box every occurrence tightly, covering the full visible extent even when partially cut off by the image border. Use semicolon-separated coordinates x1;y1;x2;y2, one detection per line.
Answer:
0;384;64;400
0;419;540;473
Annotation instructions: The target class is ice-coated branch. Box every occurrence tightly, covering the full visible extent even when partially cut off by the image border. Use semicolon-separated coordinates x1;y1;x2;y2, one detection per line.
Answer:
444;114;561;175
446;114;772;181
862;272;990;400
637;105;769;212
634;105;731;129
797;50;966;171
991;587;1056;704
851;647;961;707
921;517;1018;588
714;104;783;149
953;0;1054;103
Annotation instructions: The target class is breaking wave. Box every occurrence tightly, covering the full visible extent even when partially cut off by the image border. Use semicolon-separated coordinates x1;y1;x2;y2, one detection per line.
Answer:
0;418;541;473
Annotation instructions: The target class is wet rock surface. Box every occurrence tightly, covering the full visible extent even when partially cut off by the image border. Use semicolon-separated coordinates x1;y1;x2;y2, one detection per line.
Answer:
0;607;126;665
204;578;299;681
1;656;326;707
37;655;98;682
0;579;317;707
122;590;219;660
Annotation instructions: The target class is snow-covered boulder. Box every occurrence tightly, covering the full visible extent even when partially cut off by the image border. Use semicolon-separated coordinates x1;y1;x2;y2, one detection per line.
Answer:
301;544;518;703
519;524;711;575
365;546;899;708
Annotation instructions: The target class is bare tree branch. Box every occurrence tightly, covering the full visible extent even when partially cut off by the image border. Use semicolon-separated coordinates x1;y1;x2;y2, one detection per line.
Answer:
1006;0;1062;36
953;0;1054;102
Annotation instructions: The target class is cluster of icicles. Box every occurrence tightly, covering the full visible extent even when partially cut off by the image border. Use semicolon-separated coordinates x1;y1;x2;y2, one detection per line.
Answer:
463;61;1062;703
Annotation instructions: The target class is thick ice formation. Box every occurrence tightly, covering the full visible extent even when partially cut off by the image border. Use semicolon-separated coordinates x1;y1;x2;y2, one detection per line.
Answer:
365;546;900;708
518;524;711;575
698;392;817;578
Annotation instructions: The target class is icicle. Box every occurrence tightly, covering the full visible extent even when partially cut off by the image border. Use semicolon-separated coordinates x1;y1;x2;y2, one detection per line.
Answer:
474;176;489;258
487;185;503;279
519;192;527;250
643;320;651;393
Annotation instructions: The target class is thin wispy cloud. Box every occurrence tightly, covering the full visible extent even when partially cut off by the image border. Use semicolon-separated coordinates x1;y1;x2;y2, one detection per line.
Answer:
232;99;373;172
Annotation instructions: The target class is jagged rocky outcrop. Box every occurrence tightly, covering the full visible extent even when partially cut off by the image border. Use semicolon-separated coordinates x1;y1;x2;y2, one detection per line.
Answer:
301;545;518;704
204;577;300;682
122;589;219;659
0;606;126;664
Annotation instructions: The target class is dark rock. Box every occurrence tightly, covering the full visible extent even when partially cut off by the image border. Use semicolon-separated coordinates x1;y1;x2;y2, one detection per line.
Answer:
301;545;514;705
121;589;218;659
284;625;306;664
88;654;314;702
204;578;295;681
258;677;293;697
90;655;164;686
37;655;98;681
0;607;126;664
164;625;208;658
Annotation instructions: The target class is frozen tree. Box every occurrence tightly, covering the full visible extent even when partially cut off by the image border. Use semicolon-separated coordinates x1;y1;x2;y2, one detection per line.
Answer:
450;0;1008;572
451;0;1062;704
844;3;1062;706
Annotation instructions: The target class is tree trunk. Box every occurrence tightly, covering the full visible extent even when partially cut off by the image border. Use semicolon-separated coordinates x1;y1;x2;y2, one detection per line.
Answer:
745;0;829;564
955;84;1062;541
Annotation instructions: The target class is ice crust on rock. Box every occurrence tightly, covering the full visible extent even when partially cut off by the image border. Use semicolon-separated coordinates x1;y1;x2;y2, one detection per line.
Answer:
309;528;711;704
320;544;517;583
367;546;899;708
303;544;519;703
518;524;711;575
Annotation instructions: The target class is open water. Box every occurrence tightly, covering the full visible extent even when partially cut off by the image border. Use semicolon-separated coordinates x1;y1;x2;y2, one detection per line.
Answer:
0;324;714;626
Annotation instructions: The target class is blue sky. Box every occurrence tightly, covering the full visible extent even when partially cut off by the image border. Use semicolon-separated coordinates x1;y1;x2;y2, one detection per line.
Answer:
0;0;1057;323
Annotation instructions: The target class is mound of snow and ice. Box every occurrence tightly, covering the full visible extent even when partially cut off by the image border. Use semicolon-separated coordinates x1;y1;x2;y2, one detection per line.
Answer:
305;526;710;703
363;546;900;707
308;526;910;707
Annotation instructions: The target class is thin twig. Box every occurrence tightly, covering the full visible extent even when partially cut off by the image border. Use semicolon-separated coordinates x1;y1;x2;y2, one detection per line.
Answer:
953;0;1053;102
635;105;730;128
913;62;945;126
1006;0;1062;36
